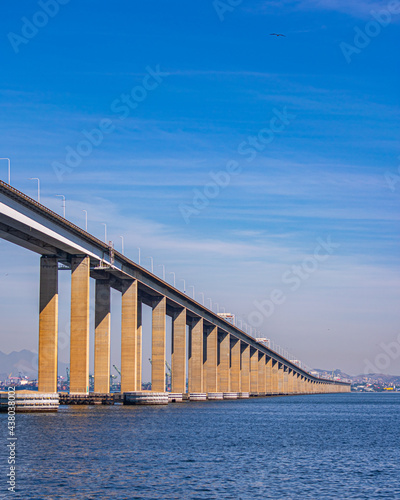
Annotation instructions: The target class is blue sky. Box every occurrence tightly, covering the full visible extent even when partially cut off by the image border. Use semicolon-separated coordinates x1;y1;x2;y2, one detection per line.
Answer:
0;0;399;377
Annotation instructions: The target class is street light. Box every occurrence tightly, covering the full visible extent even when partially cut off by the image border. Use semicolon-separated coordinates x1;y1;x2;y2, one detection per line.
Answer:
147;256;153;273
189;285;195;299
0;158;10;184
180;279;186;293
56;195;65;218
199;292;205;305
207;298;212;309
168;271;176;287
158;264;165;280
82;210;88;231
29;177;40;202
101;223;107;243
120;235;124;254
215;302;219;314
136;247;141;265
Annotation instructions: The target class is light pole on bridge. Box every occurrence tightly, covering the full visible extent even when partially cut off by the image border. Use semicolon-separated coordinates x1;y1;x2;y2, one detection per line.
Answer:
180;279;186;293
101;223;107;243
0;158;10;184
29;177;40;203
136;247;141;265
82;210;88;231
158;264;165;280
147;256;154;273
56;195;66;218
168;271;176;287
119;235;124;254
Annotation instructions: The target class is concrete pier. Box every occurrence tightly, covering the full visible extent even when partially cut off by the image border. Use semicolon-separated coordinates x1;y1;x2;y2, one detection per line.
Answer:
171;308;186;394
152;296;166;392
70;256;90;394
94;281;111;394
121;280;139;393
38;256;58;393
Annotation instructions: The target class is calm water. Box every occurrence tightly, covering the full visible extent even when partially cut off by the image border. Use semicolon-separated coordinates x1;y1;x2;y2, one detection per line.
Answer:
1;393;399;499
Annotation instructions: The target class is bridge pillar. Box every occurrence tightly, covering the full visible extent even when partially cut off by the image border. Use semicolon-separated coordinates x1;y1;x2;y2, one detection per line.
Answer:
121;280;139;392
277;363;284;393
283;366;289;394
152;296;166;392
271;359;279;394
258;352;266;395
171;307;186;394
94;281;111;393
265;357;273;394
70;256;90;394
288;368;294;394
205;325;218;393
189;317;204;393
241;343;250;393
38;256;58;393
250;348;258;395
218;331;230;393
230;337;241;393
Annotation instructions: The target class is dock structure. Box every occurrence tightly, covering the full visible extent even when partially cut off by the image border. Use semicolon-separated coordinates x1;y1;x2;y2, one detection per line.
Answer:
0;181;351;408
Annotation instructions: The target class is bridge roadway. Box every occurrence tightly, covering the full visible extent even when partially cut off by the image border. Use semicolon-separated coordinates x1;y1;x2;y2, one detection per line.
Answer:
0;180;350;400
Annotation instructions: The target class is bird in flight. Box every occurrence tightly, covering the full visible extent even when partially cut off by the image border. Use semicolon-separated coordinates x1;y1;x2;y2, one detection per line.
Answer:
270;33;286;37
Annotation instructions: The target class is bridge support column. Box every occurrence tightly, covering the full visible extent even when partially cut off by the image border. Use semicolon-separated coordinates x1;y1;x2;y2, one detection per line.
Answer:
266;357;273;394
218;331;230;393
189;317;204;393
172;308;186;394
38;256;58;393
241;343;250;393
121;280;139;392
152;296;166;392
230;337;241;393
288;368;294;394
205;326;218;394
271;360;279;394
94;281;111;393
283;366;289;394
70;256;90;394
278;363;284;393
258;352;266;395
250;348;258;395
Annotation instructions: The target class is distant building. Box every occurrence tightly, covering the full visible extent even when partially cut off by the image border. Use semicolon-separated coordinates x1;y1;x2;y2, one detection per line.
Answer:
256;338;270;348
217;313;235;326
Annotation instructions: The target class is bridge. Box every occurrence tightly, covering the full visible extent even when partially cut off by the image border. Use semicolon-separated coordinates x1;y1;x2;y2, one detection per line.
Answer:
0;180;350;404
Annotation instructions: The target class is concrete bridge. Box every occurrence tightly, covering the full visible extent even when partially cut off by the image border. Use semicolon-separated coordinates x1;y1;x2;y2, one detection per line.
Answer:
0;180;350;403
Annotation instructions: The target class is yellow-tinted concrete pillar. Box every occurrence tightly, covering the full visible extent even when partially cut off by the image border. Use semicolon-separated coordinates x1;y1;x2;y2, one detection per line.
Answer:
283;366;289;393
271;360;279;394
258;352;266;395
70;256;90;394
241;343;250;393
172;307;186;393
136;297;142;390
266;357;273;394
250;348;258;394
230;337;241;392
205;326;218;393
278;363;284;393
218;331;230;392
152;296;166;392
94;281;110;393
38;256;58;393
189;317;204;393
288;368;294;394
121;280;139;393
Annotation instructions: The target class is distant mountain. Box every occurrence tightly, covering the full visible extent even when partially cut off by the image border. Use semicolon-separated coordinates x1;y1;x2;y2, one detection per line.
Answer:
0;350;69;380
313;368;400;386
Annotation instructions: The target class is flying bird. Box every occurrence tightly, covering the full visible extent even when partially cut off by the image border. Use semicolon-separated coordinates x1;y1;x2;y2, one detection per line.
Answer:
270;33;286;37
